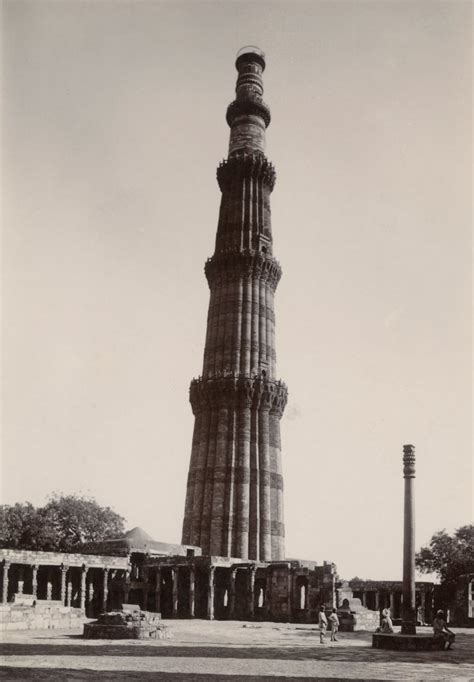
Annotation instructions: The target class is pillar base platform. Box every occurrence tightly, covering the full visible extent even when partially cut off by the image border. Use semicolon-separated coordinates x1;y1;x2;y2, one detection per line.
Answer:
372;633;451;651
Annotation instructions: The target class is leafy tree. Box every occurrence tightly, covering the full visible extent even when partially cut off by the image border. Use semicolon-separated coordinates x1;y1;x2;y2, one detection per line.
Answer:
0;494;125;552
416;525;474;603
0;502;57;551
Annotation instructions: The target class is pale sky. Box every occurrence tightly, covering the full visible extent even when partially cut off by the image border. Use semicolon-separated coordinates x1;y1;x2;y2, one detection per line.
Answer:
1;0;472;581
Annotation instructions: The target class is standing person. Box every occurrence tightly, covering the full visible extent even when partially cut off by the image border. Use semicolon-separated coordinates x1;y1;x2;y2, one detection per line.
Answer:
318;606;328;644
329;607;339;641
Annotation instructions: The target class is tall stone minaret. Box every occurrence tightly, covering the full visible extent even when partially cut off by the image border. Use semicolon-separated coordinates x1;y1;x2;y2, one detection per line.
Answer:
181;47;287;561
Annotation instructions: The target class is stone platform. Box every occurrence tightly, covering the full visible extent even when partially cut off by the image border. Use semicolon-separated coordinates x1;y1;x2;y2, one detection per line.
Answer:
0;597;85;632
372;632;450;651
83;609;172;640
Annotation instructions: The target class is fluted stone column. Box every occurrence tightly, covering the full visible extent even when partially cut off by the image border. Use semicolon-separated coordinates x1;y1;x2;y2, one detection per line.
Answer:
401;444;416;634
181;48;287;561
2;561;10;603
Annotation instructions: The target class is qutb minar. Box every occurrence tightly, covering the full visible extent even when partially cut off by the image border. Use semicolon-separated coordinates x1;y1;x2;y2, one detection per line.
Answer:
181;46;288;561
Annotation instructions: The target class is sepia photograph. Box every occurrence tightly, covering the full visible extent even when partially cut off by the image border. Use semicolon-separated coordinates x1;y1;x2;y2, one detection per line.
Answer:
1;0;472;679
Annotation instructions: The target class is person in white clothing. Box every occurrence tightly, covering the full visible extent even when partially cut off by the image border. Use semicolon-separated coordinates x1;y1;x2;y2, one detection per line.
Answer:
329;607;339;641
318;606;328;644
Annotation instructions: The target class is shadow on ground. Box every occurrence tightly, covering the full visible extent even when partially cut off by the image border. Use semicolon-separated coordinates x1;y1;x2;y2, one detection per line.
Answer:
0;669;385;681
0;636;472;665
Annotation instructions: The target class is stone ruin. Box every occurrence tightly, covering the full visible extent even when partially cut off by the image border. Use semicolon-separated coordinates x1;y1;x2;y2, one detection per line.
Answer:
335;582;379;631
83;604;172;640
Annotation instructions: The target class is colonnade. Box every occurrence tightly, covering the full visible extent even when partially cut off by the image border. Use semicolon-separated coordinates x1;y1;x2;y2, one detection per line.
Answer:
1;557;129;616
352;585;433;623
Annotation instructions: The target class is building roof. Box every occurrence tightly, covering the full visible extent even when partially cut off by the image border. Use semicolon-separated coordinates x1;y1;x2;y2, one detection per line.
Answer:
123;527;154;543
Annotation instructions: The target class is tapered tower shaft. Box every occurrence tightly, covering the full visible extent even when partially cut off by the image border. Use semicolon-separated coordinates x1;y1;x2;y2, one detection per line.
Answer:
181;48;287;561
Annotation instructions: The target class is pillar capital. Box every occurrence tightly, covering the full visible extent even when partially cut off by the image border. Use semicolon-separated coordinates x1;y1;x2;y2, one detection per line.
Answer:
403;444;416;478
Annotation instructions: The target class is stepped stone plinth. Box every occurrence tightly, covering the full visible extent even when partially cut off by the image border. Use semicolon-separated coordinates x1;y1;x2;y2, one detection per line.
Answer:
83;606;172;640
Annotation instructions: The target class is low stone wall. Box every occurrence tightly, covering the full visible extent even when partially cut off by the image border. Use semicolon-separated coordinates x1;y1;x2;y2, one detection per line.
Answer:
338;609;380;632
0;599;85;631
372;632;451;651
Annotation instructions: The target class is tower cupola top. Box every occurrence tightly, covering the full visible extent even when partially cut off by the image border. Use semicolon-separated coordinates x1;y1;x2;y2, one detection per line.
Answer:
236;46;266;71
227;45;270;155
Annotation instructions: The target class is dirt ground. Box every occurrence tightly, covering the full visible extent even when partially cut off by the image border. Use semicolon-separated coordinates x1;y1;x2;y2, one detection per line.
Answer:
1;620;473;681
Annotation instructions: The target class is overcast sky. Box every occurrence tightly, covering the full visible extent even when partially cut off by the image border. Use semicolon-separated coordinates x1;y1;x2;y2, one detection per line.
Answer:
2;0;472;581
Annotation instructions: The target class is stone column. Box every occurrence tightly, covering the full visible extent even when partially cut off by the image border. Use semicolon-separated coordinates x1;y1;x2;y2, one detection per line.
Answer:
88;579;95;615
122;569;130;605
155;569;161;613
229;568;237;618
67;579;73;607
248;566;256;618
360;590;366;607
46;569;53;600
2;562;10;603
401;444;416;635
389;592;395;617
189;566;195;617
419;587;426;625
60;565;68;605
17;566;24;595
102;568;109;612
374;591;380;611
80;567;88;611
172;568;179;618
207;566;215;620
265;566;273;618
287;565;293;619
142;567;149;611
31;564;39;599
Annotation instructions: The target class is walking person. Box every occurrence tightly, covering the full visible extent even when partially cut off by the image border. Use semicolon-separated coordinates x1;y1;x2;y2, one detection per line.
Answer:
318;606;328;644
329;607;339;641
